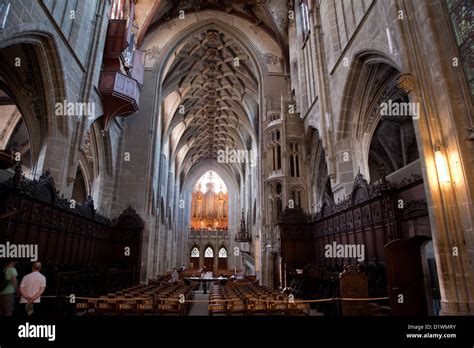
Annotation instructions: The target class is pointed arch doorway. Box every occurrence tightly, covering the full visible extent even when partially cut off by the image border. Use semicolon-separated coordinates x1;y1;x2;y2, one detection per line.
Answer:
218;246;228;270
190;246;200;270
204;246;214;270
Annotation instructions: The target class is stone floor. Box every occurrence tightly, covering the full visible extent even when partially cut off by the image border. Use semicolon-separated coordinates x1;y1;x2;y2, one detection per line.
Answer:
188;291;209;316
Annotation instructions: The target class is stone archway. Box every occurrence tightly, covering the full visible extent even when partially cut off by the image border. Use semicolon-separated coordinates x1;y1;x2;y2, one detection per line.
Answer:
141;17;279;280
337;47;473;314
0;34;68;186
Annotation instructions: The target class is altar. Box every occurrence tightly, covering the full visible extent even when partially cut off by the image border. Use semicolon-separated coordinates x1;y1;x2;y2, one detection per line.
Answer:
184;277;229;293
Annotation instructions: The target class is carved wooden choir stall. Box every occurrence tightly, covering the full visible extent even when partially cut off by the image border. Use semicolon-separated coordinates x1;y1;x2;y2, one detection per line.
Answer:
278;172;436;315
0;165;144;313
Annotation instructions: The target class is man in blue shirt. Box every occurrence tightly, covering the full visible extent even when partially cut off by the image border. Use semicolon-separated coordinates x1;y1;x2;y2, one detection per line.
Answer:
0;260;19;316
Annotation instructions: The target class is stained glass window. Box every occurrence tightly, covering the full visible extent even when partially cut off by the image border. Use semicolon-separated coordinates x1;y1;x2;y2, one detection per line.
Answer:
204;246;214;258
191;247;199;258
218;247;227;258
446;0;474;101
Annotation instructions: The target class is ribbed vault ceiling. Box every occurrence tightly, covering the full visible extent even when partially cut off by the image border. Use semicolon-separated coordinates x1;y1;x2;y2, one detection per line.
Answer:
138;0;289;47
162;28;259;178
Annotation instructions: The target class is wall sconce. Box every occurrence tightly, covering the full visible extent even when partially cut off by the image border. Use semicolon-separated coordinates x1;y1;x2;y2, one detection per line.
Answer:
434;147;452;184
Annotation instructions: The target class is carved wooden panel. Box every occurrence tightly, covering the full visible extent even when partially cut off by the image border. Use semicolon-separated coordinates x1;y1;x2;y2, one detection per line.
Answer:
346;211;353;229
340;267;369;315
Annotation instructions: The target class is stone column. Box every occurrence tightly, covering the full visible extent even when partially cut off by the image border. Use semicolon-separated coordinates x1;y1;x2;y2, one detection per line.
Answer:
397;73;473;314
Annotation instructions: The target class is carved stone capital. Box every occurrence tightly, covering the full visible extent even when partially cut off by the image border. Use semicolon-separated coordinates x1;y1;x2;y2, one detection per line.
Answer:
397;74;416;94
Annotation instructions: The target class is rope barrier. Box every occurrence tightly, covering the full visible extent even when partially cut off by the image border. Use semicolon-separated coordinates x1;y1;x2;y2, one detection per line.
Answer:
39;279;389;305
43;294;390;304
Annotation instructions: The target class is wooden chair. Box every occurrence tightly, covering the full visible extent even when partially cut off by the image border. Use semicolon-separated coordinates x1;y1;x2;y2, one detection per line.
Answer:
227;299;246;315
75;302;95;316
96;301;115;315
117;302;137;314
208;301;227;316
269;302;287;315
247;299;267;315
158;300;180;315
137;303;154;315
286;302;310;316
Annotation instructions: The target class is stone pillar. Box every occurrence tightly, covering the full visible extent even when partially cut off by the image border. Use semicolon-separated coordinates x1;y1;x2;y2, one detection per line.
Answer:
397;73;474;314
199;248;204;270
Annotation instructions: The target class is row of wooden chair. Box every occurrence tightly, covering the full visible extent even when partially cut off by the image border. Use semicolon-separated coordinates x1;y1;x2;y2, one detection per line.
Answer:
75;282;198;316
208;283;310;316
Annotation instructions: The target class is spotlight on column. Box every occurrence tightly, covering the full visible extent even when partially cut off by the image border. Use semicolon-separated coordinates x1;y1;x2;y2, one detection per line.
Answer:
434;147;452;184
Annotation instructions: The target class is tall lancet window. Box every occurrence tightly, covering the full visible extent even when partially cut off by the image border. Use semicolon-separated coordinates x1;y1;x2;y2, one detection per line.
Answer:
190;171;229;231
446;0;473;102
268;130;282;172
300;0;311;41
218;247;228;270
289;143;301;177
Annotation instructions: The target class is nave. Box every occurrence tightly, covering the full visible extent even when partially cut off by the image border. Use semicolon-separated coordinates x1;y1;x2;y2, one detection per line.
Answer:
0;0;473;322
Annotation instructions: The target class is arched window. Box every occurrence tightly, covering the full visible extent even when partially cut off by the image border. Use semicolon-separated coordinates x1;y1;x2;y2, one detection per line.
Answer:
291;189;304;209
204;246;214;269
205;246;214;258
268;129;282;172
276;144;282;169
446;0;474;102
191;247;200;258
289;142;301;177
218;247;227;258
218;247;228;269
189;246;200;270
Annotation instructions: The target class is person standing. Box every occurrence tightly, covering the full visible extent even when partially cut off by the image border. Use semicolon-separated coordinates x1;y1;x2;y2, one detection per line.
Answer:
200;267;207;294
0;260;18;316
19;262;46;318
171;268;179;283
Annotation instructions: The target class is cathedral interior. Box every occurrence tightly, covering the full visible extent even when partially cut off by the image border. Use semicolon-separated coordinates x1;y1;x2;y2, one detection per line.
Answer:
0;0;473;323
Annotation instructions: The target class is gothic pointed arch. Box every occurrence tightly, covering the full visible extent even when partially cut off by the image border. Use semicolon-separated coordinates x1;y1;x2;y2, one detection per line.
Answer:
218;245;228;270
203;244;215;269
72;163;88;204
147;19;268;181
338;50;401;142
0;33;68;169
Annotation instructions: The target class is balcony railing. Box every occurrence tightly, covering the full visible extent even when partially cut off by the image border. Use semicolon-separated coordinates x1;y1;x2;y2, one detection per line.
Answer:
189;229;230;238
